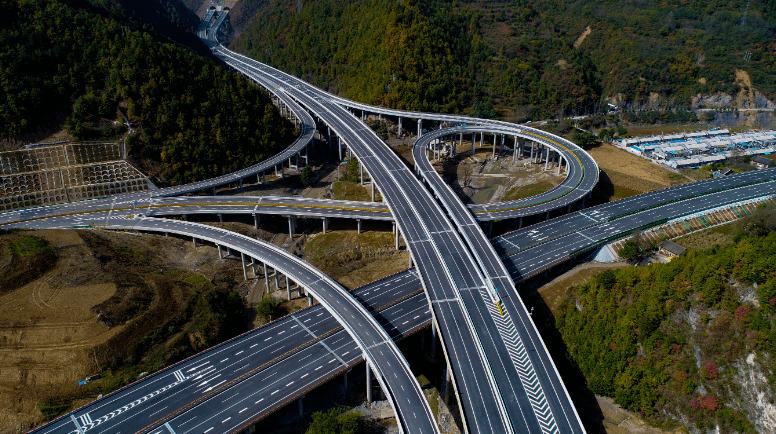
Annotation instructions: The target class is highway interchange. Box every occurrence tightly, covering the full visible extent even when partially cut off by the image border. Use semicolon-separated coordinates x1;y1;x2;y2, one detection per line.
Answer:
12;8;776;434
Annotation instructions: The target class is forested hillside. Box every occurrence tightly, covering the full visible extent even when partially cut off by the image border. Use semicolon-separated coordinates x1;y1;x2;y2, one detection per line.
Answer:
232;0;776;120
557;207;776;432
0;0;295;185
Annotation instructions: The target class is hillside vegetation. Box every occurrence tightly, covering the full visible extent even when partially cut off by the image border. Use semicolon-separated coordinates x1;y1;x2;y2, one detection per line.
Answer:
233;0;776;120
557;206;776;432
0;0;295;185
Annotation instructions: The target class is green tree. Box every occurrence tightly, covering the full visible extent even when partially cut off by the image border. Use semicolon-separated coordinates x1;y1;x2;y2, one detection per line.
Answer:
256;296;281;323
619;240;640;262
306;408;362;434
301;165;315;187
346;157;360;183
572;131;600;148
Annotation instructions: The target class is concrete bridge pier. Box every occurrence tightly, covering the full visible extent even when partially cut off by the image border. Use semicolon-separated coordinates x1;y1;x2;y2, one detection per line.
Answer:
357;219;362;234
286;275;291;300
253;213;259;231
492;133;497;158
366;362;373;403
472;133;476;154
322;217;329;233
444;365;452;404
395;225;400;250
217;244;223;259
530;142;535;162
398;117;402;135
338;136;343;161
264;263;269;293
192;237;197;247
288;216;295;238
417;119;422;138
241;253;248;281
431;320;437;354
298;394;305;417
513;136;518;161
545;151;550;171
371;180;376;202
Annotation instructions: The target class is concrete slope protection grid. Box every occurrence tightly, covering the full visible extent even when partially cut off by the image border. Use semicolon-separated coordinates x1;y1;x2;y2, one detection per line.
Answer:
496;168;776;260
22;168;776;433
218;48;534;434
27;255;427;434
501;178;776;281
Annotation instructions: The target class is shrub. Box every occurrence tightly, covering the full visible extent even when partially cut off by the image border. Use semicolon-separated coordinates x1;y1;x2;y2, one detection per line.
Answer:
301;165;315;187
256;296;281;323
306;408;362;434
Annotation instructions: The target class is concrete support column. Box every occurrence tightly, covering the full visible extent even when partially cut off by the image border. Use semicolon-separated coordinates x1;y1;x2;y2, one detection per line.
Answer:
360;162;363;186
241;253;249;281
264;263;269;293
239;179;243;191
518;216;523;229
444;365;451;404
530;142;535;162
338;136;342;161
253;214;259;230
371;181;375;202
286;276;291;300
281;162;285;178
288;216;294;238
546;210;550;220
431;320;437;354
366;362;373;403
500;134;505;154
322;217;328;234
298;395;304;417
545;151;550;171
218;213;223;223
558;156;563;174
357;219;362;234
308;293;313;306
395;225;400;250
408;253;413;268
217;245;223;259
212;187;216;196
398;117;402;135
417;119;422;138
492;133;497;158
274;269;279;290
480;131;484;149
471;133;476;154
192;237;197;247
513;136;518;161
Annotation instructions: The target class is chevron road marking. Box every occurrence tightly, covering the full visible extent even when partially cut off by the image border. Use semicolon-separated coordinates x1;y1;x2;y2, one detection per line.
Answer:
480;287;559;434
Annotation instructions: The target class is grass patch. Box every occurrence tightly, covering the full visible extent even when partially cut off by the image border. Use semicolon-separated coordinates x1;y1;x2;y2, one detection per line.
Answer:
425;388;441;428
8;236;56;257
676;226;736;250
504;181;554;201
332;181;380;202
611;185;640;200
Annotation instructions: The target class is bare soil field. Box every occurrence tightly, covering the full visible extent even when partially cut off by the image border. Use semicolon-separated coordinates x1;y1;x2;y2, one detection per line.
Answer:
303;229;409;290
586;144;688;194
0;229;249;432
